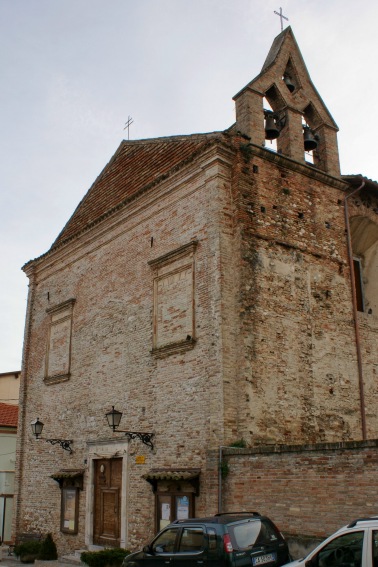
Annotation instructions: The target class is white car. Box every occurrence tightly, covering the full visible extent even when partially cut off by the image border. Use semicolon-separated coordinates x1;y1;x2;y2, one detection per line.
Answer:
283;517;378;567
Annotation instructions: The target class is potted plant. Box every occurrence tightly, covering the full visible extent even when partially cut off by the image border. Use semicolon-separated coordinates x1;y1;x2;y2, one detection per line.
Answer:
14;541;42;563
38;533;58;561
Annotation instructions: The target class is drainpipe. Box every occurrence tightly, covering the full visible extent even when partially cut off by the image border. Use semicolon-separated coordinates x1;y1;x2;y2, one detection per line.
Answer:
344;181;367;440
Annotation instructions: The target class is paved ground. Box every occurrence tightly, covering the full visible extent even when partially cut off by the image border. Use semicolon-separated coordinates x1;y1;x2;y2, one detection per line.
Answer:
0;550;81;567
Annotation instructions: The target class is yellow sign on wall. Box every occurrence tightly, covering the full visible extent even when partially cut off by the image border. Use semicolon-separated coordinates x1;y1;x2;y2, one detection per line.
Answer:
135;455;145;464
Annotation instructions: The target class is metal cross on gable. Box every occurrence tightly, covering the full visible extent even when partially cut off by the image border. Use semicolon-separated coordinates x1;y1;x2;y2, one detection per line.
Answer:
124;115;134;140
274;7;289;31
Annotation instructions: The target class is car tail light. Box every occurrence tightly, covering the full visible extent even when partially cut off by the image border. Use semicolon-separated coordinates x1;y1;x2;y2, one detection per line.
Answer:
223;534;233;553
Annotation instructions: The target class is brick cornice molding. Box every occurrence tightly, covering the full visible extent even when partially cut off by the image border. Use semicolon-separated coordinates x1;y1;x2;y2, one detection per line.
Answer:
245;142;347;190
151;337;197;359
148;240;198;269
46;298;76;314
221;438;378;456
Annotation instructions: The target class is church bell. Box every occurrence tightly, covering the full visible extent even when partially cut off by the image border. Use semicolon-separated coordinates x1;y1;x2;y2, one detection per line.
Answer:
265;114;280;140
303;126;318;151
283;75;295;93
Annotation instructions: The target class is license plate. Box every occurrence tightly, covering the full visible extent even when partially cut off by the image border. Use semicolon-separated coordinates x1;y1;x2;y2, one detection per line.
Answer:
252;553;277;565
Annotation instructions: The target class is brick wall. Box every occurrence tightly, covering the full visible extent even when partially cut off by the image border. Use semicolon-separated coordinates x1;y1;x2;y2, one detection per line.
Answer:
221;441;378;538
14;144;236;554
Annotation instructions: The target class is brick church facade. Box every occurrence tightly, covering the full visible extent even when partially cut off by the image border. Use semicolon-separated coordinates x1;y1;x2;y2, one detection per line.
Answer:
15;27;378;554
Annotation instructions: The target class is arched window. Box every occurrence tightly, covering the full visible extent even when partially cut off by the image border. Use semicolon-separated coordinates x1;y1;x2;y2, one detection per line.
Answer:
350;217;378;314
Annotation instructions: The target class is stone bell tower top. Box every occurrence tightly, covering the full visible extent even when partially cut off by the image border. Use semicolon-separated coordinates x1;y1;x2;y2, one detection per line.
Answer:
234;27;341;177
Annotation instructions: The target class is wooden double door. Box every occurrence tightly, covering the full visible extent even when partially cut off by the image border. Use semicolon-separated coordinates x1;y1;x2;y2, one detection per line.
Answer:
93;458;122;547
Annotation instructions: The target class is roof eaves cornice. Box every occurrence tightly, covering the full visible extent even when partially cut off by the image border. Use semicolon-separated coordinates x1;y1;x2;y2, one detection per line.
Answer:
342;174;378;193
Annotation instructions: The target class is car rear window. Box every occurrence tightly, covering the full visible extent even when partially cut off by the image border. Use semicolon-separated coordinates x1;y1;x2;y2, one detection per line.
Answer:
229;519;280;550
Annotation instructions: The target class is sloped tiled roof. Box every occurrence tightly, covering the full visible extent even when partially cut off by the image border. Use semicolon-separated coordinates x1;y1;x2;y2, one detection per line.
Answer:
51;132;228;250
0;403;18;427
342;174;378;191
143;468;201;481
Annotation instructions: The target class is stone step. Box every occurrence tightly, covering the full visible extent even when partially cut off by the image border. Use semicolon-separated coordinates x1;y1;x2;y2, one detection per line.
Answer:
60;547;105;565
59;554;85;565
35;562;81;567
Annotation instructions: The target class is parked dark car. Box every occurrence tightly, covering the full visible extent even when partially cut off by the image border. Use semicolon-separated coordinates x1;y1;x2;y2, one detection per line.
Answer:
123;511;291;567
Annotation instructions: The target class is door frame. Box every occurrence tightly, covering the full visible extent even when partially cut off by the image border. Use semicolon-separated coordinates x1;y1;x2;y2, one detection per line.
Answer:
86;439;129;548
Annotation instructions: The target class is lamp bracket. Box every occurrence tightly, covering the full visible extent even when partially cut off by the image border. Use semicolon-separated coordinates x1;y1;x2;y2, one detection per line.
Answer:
40;438;73;454
113;430;154;451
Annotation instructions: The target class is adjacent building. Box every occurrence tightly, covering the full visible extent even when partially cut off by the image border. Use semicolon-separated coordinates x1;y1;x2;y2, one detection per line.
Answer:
0;371;20;544
14;27;378;555
0;371;20;407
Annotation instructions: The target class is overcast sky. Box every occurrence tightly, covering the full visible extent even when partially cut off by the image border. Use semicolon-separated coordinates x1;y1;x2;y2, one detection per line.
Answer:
1;0;378;373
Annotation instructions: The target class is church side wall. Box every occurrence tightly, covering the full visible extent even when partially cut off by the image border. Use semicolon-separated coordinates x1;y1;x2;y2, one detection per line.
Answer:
359;315;378;439
348;193;378;439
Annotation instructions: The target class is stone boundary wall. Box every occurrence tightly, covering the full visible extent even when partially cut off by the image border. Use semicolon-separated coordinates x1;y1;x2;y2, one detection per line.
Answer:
221;440;378;542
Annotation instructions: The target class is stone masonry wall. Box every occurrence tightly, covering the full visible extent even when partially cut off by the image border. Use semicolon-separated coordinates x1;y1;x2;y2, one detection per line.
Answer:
231;142;378;445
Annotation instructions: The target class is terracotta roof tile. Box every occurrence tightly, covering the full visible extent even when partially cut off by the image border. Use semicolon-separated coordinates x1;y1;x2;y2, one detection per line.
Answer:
0;403;18;427
52;132;227;249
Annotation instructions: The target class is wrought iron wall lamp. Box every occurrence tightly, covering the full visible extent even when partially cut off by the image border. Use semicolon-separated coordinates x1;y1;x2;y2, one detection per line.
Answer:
105;406;154;451
31;418;73;454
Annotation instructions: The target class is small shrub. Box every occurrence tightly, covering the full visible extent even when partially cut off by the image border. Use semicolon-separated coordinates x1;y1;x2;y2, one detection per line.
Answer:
230;438;247;448
14;540;42;563
220;460;230;480
81;548;130;567
38;533;58;560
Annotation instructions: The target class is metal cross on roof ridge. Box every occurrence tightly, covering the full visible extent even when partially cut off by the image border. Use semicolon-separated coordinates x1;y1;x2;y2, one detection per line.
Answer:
124;115;134;140
274;7;289;31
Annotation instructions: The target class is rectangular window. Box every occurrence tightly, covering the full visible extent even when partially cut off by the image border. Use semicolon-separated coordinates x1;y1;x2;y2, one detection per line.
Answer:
372;530;378;567
0;495;14;543
353;258;364;312
0;471;15;494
